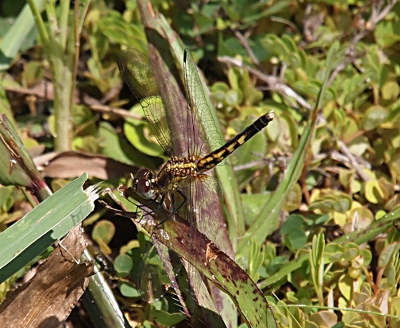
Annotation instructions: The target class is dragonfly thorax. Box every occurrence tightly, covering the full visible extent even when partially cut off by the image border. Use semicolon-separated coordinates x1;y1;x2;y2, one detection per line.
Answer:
157;156;202;192
135;156;203;200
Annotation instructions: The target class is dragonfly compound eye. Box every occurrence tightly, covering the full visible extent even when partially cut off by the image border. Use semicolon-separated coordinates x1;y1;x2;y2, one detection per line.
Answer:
135;178;154;199
136;168;151;179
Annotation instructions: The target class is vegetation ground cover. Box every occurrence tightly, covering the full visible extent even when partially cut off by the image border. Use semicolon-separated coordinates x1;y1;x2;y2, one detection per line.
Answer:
0;0;399;327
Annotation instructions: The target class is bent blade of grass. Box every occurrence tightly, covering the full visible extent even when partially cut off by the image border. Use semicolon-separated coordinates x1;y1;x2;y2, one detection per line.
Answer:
238;42;339;252
0;114;51;200
0;173;99;283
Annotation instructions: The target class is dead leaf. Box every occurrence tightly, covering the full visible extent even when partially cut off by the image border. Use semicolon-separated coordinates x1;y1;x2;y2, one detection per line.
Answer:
0;226;94;328
35;151;137;179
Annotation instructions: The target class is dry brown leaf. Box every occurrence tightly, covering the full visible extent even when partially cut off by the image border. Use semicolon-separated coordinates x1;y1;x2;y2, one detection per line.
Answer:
0;226;94;328
35;151;137;179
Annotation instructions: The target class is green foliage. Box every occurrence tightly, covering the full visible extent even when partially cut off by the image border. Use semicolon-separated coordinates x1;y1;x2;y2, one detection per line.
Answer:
1;0;400;327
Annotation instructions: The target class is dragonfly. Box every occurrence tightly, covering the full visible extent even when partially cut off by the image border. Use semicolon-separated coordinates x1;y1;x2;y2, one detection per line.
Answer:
117;48;274;304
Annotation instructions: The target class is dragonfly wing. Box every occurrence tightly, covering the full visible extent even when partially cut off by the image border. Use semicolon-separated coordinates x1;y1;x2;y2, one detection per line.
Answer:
135;216;190;315
118;49;187;156
152;238;189;315
183;50;224;157
183;260;227;326
188;176;223;245
181;176;233;324
136;243;167;303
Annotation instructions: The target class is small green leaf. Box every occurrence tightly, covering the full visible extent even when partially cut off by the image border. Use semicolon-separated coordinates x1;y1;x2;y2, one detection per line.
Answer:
282;183;302;212
361;105;388;131
309;193;352;213
225;89;242;106
280;214;307;251
124;104;164;158
347;134;369;156
365;180;386;204
92;220;115;245
326;243;344;263
338;274;353;301
152;308;186;326
242;193;271;227
119;281;141;298
343;244;359;261
309;311;338;327
114;253;133;276
98;121;156;168
378;242;400;268
381;80;400;100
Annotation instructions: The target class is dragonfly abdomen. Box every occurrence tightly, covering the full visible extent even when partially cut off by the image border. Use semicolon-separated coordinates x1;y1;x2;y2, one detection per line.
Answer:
197;111;275;172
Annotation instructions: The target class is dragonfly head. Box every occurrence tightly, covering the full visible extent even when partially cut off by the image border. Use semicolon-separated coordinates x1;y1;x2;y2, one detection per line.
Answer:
134;168;155;199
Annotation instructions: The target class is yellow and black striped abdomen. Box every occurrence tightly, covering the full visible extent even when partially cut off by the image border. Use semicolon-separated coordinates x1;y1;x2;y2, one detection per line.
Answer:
197;111;275;172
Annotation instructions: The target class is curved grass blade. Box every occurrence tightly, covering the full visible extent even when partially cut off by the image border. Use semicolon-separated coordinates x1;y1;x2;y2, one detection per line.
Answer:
0;114;130;327
0;174;99;283
0;114;51;200
238;42;340;253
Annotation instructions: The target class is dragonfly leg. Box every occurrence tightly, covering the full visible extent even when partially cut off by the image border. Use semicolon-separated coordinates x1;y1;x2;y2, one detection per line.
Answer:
155;190;187;227
175;189;187;213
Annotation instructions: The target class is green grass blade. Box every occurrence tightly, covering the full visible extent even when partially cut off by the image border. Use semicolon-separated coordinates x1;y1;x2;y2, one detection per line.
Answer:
0;173;99;283
238;42;340;252
0;114;51;200
0;0;45;71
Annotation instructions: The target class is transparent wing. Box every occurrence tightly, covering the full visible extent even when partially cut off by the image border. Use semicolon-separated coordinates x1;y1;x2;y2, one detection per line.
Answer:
135;214;189;315
136;243;168;303
191;176;220;242
118;49;187;156
179;175;226;314
183;50;224;157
